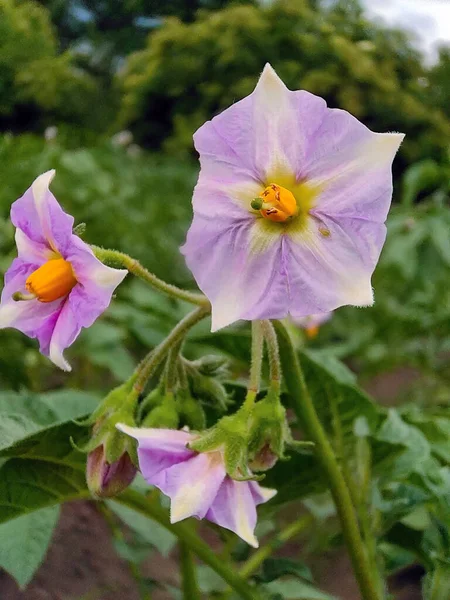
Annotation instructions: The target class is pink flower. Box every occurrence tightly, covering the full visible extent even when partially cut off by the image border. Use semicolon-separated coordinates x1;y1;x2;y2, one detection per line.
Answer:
117;425;276;547
0;171;127;370
182;64;404;331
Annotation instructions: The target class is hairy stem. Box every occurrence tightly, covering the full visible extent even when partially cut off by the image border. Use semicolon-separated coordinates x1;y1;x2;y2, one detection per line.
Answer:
134;306;210;394
261;320;281;394
92;246;209;307
273;320;382;600
243;321;265;409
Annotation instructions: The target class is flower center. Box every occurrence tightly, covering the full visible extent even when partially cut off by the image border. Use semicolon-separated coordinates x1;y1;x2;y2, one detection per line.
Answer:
25;258;77;303
251;184;298;223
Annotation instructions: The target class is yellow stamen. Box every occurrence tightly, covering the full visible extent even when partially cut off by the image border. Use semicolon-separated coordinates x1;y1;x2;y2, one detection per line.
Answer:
26;258;77;303
257;184;298;223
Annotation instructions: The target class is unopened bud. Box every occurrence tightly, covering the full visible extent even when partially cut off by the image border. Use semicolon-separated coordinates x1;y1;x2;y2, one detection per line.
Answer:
142;393;179;428
179;393;206;430
248;395;290;472
86;445;137;498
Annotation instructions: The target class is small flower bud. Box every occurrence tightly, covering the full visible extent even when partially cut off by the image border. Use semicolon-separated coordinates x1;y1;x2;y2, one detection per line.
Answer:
179;392;206;430
86;445;137;498
192;355;229;377
142;393;179;428
248;394;291;472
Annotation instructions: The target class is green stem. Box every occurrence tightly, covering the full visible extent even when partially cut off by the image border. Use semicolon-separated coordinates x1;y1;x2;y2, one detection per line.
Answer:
239;514;314;579
134;306;210;394
243;321;265;409
330;394;384;596
261;320;281;395
116;490;261;600
273;320;382;600
92;246;209;307
164;341;183;394
180;542;201;600
249;321;264;394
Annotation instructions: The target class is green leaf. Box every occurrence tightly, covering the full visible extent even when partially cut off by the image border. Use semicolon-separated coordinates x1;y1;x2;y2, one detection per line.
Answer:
401;160;441;207
197;565;227;593
265;578;337;599
431;217;450;266
0;458;87;523
108;500;176;557
0;389;99;453
376;410;431;478
0;506;60;588
0;420;90;523
257;558;313;584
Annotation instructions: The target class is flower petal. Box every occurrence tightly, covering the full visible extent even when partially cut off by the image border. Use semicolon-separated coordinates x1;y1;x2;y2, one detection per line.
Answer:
182;215;288;331
305;109;404;222
206;478;260;547
194;63;328;184
248;481;277;506
46;248;125;371
117;425;195;480
160;452;226;523
286;215;382;315
10;171;74;254
67;235;127;325
0;259;64;346
15;229;55;265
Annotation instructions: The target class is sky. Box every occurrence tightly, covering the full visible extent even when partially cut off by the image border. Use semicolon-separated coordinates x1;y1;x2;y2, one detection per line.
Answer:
361;0;450;62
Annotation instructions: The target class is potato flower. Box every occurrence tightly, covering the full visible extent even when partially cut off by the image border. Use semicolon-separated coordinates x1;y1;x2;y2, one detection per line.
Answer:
118;425;276;547
182;64;404;330
0;171;127;370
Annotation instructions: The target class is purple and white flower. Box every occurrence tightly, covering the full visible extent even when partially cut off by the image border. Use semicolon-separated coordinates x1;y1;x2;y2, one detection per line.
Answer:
117;425;276;547
182;64;404;331
0;170;127;370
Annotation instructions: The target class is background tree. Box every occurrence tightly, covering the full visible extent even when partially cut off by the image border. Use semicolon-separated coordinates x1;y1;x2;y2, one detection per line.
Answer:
117;0;450;171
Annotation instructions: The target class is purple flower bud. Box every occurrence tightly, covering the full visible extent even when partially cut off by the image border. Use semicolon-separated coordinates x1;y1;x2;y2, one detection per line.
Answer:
86;445;137;499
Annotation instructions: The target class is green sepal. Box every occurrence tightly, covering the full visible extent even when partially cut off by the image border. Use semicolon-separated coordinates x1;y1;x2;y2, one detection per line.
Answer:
189;405;255;479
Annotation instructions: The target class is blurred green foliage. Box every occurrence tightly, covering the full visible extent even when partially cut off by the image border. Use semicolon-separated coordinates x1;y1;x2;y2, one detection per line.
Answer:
0;0;106;135
118;0;450;166
0;0;450;595
2;0;450;172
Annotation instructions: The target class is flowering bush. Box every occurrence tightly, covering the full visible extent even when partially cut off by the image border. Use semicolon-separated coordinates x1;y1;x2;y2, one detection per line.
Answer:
0;65;449;600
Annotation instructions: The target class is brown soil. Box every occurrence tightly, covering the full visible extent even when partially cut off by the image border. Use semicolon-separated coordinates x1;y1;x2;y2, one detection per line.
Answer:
0;499;423;600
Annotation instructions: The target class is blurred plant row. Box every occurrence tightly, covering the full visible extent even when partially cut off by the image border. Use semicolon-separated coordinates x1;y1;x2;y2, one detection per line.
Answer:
2;0;450;166
0;133;449;409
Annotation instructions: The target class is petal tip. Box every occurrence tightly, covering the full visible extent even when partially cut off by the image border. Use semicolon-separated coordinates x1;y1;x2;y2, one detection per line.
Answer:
257;63;286;94
49;343;72;372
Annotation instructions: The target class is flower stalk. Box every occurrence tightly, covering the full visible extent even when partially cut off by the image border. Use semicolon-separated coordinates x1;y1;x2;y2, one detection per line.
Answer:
180;542;201;600
273;320;382;600
92;246;209;307
133;305;210;394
